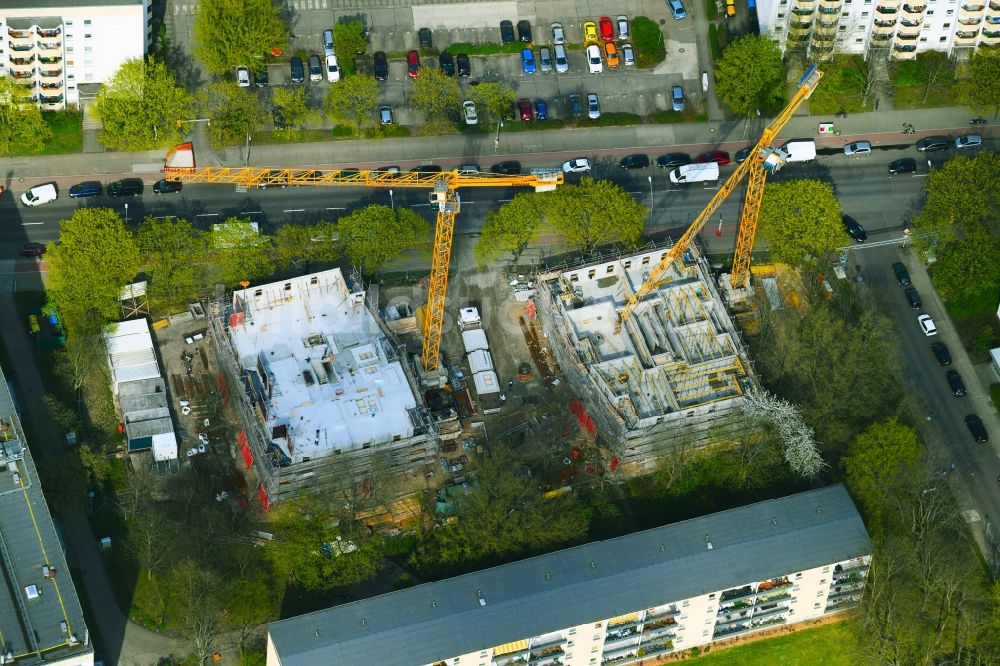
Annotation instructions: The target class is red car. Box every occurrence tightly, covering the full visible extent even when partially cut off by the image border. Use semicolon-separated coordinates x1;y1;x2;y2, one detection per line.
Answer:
407;50;420;78
20;242;46;257
518;98;533;121
599;16;615;42
697;150;731;166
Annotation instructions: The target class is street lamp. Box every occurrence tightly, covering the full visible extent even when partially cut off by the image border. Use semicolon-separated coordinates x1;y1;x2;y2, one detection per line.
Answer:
495;119;504;151
647;176;653;220
389;188;394;211
245;130;252;167
124;202;128;225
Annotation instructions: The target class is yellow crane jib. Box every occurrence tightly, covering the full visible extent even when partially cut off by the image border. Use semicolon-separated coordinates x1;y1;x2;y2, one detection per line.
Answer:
618;64;823;324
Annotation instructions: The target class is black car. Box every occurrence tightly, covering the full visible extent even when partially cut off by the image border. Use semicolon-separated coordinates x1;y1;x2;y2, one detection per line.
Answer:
656;153;691;169
438;51;455;76
567;93;583;118
107;178;143;197
152;179;182;194
916;136;949;152
620;154;650;170
946;370;967;397
965;414;988;443
888;157;916;174
418;27;433;48
290;56;305;83
734;146;754;164
500;20;515;44
410;164;442;174
841;214;867;243
891;262;911;286
258;169;288;188
308;54;322;81
272;107;286;129
904;287;921;310
373;51;389;81
446;108;462;125
930;342;951;366
490;160;522;175
254;68;268;87
517;20;533;43
456;53;471;77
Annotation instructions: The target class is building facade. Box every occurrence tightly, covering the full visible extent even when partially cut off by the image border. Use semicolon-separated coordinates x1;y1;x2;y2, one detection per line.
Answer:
758;0;1000;59
0;0;151;109
266;485;871;666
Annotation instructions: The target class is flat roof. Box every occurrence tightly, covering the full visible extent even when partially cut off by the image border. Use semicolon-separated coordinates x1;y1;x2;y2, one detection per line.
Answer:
268;485;870;666
0;0;142;9
228;270;419;463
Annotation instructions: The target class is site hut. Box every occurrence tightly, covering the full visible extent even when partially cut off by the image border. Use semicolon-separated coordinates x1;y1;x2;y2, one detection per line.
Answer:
535;243;756;472
208;269;438;507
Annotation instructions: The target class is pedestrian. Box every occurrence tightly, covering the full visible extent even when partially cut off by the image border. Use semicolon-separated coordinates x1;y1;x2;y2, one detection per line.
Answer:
500;394;507;402
508;380;513;389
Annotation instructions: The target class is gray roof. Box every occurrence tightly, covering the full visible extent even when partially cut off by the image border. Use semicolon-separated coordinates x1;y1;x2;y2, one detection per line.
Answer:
0;0;141;9
0;370;91;664
268;484;870;666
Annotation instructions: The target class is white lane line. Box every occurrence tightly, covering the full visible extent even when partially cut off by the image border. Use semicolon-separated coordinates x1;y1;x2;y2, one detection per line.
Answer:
240;211;263;215
21;222;44;226
196;213;219;217
325;207;346;210
283;208;305;213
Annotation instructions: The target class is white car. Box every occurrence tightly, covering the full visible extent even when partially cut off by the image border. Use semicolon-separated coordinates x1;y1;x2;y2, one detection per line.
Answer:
326;55;340;82
20;183;58;206
562;158;592;173
843;141;871;156
622;43;635;66
463;100;478;125
236;66;251;87
616;15;630;40
918;314;937;336
551;22;565;44
586;44;603;74
587;93;600;119
553;44;569;73
955;134;982;149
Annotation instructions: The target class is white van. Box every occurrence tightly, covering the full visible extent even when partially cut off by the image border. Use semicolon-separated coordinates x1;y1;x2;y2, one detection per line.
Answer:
780;140;816;162
20;183;58;206
669;162;719;184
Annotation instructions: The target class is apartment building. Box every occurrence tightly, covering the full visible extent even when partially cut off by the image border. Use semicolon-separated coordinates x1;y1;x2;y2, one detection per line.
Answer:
758;0;1000;59
0;0;151;110
266;485;871;666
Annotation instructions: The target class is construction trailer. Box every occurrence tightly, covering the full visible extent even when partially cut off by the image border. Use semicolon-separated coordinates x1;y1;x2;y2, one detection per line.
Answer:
459;308;502;415
535;243;757;473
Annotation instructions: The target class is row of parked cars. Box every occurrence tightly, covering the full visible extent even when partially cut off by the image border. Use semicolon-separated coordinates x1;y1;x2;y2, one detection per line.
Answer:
20;178;181;206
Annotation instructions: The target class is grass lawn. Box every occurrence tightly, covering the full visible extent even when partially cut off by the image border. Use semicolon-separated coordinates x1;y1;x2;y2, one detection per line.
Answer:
942;288;1000;363
891;83;956;110
689;619;857;665
11;110;83;156
804;56;869;116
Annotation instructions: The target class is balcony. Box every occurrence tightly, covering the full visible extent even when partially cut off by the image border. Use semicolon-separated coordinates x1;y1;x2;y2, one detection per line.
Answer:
899;15;922;25
8;55;36;66
959;16;984;24
607;617;642;632
832;569;867;585
893;44;918;57
873;20;897;33
984;27;1000;40
604;631;640;652
38;55;62;65
896;31;919;40
645;605;679;621
987;13;1000;22
877;5;900;13
756;577;791;593
751;615;788;630
39;80;63;90
792;5;816;13
7;28;33;41
902;3;926;11
642;624;676;642
752;602;790;621
643;616;677;632
601;644;639;664
39;93;64;106
992;0;1000;8
9;42;34;52
955;29;980;37
36;27;62;38
720;585;755;602
527;645;564;666
871;30;894;40
793;0;818;7
37;41;62;51
953;31;979;43
876;0;901;7
756;589;791;605
819;0;842;7
11;68;36;79
14;79;38;89
713;622;752;639
961;2;985;10
492;653;528;666
38;68;63;79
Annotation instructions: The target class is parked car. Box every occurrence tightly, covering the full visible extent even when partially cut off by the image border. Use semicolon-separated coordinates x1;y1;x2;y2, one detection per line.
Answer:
583;21;599;43
68;181;102;198
456;53;471;77
563;158;592;173
622;43;635;66
517;20;532;43
418;27;433;47
841;214;867;243
308;54;322;82
379;105;393;125
439;51;455;76
843;141;871;157
620;154;650;169
946;369;967;397
965;414;988;443
917;313;937;336
290;56;305;83
253;68;268;87
491;160;522;175
586;44;603;73
410;164;442;174
323;29;335;57
534;98;548;121
521;48;536;74
955;134;982;149
407;50;420;78
734;146;754;164
20;242;46;257
326;55;341;82
554;44;569;73
373;51;389;80
616;15;630;39
888;157;916;174
726;0;736;15
518;98;533;121
916;136;949;152
671;85;685;112
551;22;565;44
697;151;730;165
891;262;911;286
236;66;251;87
567;93;583;117
107;178;143;197
656;153;690;168
539;47;552;73
463;100;478;125
904;287;921;310
152;179;182;194
604;42;619;68
930;341;951;366
668;0;688;19
599;16;614;41
587;93;600;119
500;20;516;44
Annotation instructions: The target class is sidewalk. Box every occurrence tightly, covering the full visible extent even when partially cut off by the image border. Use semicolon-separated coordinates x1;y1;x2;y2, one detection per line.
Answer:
0;106;989;180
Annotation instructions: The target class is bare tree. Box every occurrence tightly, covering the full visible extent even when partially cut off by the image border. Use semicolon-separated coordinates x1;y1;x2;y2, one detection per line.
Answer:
741;390;826;478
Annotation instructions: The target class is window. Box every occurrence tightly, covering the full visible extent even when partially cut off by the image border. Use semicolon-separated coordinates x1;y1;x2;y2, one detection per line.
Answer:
839;24;847;28
943;21;951;26
587;270;596;279
83;19;92;25
623;261;631;269
606;265;614;274
65;20;73;26
778;12;785;17
641;256;650;265
569;628;576;635
709;593;716;599
814;602;822;609
66;46;74;52
927;9;935;12
856;36;864;41
84;33;91;39
570;273;579;282
84;46;92;52
702;630;709;637
796;573;803;579
938;34;946;39
862;11;870;15
682;600;690;607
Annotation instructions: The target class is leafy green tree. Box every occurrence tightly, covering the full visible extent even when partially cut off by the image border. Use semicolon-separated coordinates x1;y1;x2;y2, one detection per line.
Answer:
272;221;340;270
339;205;430;274
272;86;312;140
928;231;1000;302
548;179;645;252
211;218;274;286
334;20;367;76
0;77;51;155
474;192;546;265
411;68;462;127
193;0;288;76
47;208;142;334
200;82;268;149
469;82;516;123
94;57;192;150
758;180;848;266
962;46;1000;116
324;74;380;134
136;216;210;309
714;35;786;115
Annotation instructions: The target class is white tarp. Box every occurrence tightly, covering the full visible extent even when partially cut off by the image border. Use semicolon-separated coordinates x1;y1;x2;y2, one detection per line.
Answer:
473;370;500;396
462;328;489;353
152;431;178;461
468;349;494;374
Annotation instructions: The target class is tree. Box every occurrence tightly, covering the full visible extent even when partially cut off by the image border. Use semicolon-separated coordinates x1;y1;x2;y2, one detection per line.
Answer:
193;0;288;76
47;208;142;334
200;82;268;150
927;231;1000;302
630;17;665;68
758;180;848;266
272;221;340;271
962;46;1000;117
94;57;192;150
324;74;381;134
913;51;954;104
210;218;274;287
334;20;367;62
547;179;645;252
474;192;548;265
410;68;462;126
272;86;312;140
136;216;210;309
0;77;51;155
469;82;516;123
714;35;786;115
741;390;825;478
339;205;430;274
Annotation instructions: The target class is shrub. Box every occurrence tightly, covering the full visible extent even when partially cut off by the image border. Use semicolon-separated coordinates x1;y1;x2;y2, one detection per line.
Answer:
709;24;721;59
632;17;666;68
706;0;718;20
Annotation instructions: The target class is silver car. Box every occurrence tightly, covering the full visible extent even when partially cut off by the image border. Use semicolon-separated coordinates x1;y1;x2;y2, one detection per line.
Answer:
955;134;982;149
622;43;635;66
539;47;553;73
843;141;872;156
587;93;600;119
551;22;565;44
554;44;569;73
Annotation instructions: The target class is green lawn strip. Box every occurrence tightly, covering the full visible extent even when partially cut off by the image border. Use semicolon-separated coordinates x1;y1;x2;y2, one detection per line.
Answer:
11;111;83;156
688;618;857;665
942;288;1000;362
891;83;956;109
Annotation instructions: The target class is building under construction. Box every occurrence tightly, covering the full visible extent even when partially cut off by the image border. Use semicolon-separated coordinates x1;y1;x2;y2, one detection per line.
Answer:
535;244;756;472
208;269;437;507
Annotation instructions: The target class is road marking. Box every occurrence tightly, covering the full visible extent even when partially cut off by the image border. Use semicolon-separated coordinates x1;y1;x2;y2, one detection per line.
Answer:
196;213;219;217
154;215;176;219
325;207;346;211
283;208;306;213
240;211;263;215
21;222;44;226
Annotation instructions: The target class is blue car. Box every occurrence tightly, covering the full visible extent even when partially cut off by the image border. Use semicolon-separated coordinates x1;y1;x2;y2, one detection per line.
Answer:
668;0;688;19
68;181;102;198
535;99;548;121
521;48;536;75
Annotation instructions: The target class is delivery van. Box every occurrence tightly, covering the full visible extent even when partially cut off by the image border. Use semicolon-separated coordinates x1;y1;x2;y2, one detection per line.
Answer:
669;162;719;184
780;140;816;162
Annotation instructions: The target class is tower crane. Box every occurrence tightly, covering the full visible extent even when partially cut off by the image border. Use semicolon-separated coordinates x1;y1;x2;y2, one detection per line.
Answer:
619;64;823;325
163;143;562;372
